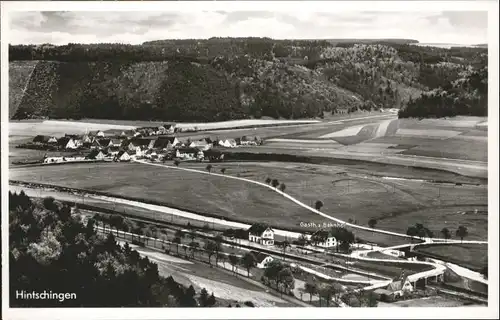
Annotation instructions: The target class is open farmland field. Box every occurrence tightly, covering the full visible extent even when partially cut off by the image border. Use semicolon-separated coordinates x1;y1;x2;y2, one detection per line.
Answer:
9;120;136;137
270;117;487;162
10;160;486;248
416;244;488;271
378;296;475;307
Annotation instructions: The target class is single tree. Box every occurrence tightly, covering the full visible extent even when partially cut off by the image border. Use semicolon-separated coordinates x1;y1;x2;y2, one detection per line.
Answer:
189;241;199;259
304;282;317;303
214;235;223;265
297;234;309;246
315;200;324;211
241;252;257;277
204;241;217;266
265;177;272;184
229;254;239;274
199;288;209;307
220;168;226;175
271;179;280;189
217;253;226;268
206;164;213;173
406;226;418;243
279;183;286;192
174;160;180;166
173;236;182;255
456;225;468;242
279;240;291;260
368;218;377;229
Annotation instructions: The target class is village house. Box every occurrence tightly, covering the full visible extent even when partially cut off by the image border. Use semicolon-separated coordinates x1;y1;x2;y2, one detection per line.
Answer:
249;251;275;269
57;137;77;150
373;273;414;301
82;134;95;144
114;150;131;162
90;139;102;149
104;146;121;156
219;139;237;148
189;139;213;151
148;136;180;150
306;230;338;249
248;224;275;246
33;135;58;144
127;138;151;156
85;149;106;161
175;147;204;160
109;139;123;148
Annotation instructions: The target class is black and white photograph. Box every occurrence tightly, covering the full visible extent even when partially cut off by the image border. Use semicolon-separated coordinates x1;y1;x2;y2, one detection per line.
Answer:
1;1;498;319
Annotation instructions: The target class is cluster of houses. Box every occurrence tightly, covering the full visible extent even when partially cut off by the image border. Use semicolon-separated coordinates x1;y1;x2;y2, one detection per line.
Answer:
28;127;263;164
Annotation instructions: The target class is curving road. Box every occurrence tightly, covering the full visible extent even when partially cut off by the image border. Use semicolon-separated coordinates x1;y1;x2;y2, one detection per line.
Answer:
133;159;487;245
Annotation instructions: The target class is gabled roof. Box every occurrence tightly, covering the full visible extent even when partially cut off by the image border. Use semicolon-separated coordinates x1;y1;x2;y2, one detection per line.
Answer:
128;138;151;147
248;224;273;235
110;139;123;145
116;150;129;158
151;137;177;149
98;138;111;146
249;251;272;264
86;149;104;159
177;147;200;154
57;137;73;146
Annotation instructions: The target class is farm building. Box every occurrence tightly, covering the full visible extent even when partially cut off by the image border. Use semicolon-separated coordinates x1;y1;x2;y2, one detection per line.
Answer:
204;149;225;162
57;137;77;150
108;139;123;148
114;150;131;162
249;251;275;269
33;135;58;144
85;149;106;160
248;224;274;246
148;136;180;150
176;148;204;160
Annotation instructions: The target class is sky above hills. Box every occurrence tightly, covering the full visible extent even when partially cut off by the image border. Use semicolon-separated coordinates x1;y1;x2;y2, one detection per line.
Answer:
8;10;488;45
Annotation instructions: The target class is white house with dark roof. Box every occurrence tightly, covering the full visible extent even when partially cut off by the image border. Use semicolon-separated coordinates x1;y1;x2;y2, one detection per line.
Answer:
85;149;106;161
249;251;275;269
114;150;131;162
306;230;338;249
248;224;275;246
57;137;77;150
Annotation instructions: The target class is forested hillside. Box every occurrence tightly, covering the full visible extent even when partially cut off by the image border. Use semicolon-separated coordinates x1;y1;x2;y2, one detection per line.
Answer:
9;191;216;307
9;38;488;121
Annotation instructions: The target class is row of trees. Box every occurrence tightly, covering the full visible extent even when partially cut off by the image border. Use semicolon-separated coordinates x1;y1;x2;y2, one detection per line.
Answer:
406;223;469;242
92;213;260;278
